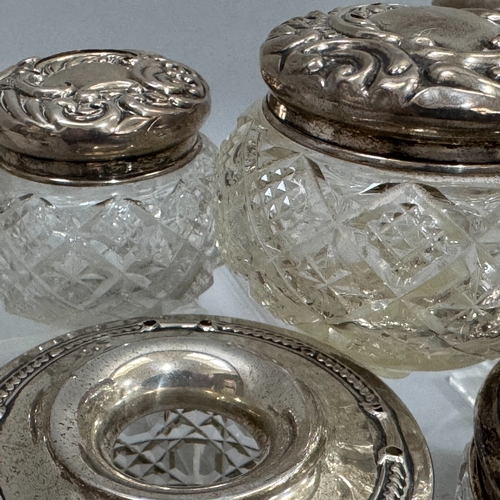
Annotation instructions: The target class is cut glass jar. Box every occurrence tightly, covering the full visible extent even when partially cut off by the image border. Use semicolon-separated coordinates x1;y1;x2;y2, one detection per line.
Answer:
0;50;218;328
215;3;500;375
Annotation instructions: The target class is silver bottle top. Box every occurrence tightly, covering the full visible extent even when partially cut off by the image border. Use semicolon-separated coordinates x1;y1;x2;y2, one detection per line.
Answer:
0;316;433;500
0;50;210;184
261;3;500;173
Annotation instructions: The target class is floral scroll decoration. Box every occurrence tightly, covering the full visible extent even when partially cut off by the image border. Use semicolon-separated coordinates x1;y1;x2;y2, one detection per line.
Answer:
261;3;500;116
0;51;208;136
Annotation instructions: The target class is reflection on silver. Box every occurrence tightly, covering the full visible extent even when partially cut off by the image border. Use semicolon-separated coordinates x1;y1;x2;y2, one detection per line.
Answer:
261;3;500;168
112;408;264;486
0;50;210;184
0;316;433;499
459;360;500;500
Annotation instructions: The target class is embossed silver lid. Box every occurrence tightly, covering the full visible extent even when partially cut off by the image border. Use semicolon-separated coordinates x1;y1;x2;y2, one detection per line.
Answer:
261;3;500;172
0;315;433;500
0;50;210;184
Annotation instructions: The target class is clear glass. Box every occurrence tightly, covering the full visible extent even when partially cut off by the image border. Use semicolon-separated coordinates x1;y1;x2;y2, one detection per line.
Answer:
0;135;219;329
449;360;496;407
112;408;264;487
457;444;475;500
216;101;500;375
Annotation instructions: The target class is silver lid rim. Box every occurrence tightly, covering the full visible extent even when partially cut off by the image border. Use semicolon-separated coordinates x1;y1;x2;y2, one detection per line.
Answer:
0;133;202;186
264;96;500;175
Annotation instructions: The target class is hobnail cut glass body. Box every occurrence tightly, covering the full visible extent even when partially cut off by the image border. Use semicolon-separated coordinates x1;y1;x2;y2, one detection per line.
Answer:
0;135;218;328
216;102;500;374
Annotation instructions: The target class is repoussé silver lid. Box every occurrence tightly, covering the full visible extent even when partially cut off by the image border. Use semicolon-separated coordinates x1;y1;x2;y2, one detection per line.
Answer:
261;3;500;173
0;50;210;184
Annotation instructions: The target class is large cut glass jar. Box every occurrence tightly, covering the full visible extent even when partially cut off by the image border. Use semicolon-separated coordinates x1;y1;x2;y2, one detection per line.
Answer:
215;3;500;375
0;50;218;328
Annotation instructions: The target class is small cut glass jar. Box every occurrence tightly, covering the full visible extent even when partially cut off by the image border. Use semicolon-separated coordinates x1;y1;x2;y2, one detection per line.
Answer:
216;3;500;375
0;50;218;328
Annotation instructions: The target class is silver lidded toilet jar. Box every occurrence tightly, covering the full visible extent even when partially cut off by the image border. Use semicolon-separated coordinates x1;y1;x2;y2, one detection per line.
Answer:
0;315;433;499
458;360;500;500
0;50;218;328
215;3;500;375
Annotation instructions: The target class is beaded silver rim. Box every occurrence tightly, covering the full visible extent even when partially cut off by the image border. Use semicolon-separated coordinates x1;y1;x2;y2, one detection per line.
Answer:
0;316;433;500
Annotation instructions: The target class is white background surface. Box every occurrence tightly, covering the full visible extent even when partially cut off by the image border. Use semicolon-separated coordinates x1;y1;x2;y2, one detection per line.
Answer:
0;1;487;498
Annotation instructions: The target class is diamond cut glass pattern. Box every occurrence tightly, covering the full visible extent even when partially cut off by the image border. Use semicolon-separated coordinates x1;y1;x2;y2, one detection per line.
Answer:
215;102;500;373
0;137;219;328
112;409;264;487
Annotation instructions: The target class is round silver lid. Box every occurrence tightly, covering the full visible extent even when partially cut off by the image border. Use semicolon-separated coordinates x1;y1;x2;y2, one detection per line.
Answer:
0;50;210;184
261;3;500;172
0;316;433;500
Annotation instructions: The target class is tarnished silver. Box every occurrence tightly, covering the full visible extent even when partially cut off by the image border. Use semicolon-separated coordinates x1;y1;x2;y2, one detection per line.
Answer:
434;0;500;9
0;50;210;184
0;51;218;329
0;315;433;500
261;4;500;169
458;360;500;500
